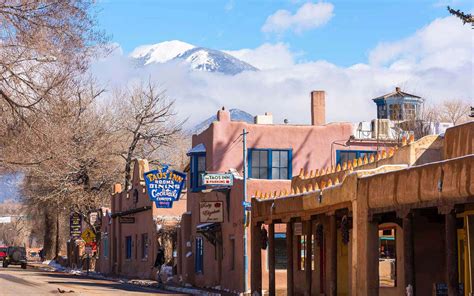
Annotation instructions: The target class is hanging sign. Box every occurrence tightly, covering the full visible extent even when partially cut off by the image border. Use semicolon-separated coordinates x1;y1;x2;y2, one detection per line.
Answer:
70;213;82;240
144;165;186;208
242;201;251;211
199;201;224;223
202;173;233;186
293;222;302;236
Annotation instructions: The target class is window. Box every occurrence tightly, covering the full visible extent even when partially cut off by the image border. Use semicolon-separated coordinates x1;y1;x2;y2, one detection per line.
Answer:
191;153;206;191
195;237;204;273
377;104;387;119
230;238;235;271
125;236;132;260
141;233;148;259
336;150;377;166
249;149;292;180
404;103;416;120
389;104;401;120
274;233;287;270
379;226;396;287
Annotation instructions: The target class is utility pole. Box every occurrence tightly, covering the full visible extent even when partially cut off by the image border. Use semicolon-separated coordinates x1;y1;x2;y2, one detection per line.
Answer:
242;128;249;293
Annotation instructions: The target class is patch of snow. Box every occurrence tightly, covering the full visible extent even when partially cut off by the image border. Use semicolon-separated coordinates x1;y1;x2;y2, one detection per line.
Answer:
129;40;195;65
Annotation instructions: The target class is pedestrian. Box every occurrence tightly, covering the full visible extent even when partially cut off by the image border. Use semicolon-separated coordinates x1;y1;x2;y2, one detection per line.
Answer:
154;245;165;283
39;249;45;262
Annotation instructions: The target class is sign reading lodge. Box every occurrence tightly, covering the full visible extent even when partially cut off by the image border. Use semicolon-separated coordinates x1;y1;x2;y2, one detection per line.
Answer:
144;165;186;208
202;173;233;186
199;201;224;223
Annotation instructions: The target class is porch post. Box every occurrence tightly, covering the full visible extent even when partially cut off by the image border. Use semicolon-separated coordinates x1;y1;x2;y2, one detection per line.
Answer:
403;213;415;295
445;210;459;296
268;223;276;296
286;220;294;296
251;222;262;295
328;214;337;296
305;220;313;296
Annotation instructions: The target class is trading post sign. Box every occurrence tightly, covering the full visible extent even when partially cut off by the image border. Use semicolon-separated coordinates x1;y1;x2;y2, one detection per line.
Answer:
202;173;233;186
199;201;224;223
144;165;186;208
69;213;82;240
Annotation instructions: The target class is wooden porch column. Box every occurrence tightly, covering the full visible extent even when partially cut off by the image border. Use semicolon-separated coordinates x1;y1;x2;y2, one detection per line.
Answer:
305;220;313;296
286;220;294;296
445;210;459;296
251;222;263;295
268;223;276;296
328;214;337;296
403;213;415;295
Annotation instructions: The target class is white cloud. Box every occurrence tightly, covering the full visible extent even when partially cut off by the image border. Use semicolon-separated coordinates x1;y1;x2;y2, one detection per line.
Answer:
92;16;473;129
262;2;334;34
224;43;296;70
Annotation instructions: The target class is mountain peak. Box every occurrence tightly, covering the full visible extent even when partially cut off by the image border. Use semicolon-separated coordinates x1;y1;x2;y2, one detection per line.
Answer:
176;47;258;75
129;40;195;64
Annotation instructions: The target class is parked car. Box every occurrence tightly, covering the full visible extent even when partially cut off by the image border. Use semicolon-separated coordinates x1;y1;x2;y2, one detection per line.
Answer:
2;246;27;269
0;246;7;261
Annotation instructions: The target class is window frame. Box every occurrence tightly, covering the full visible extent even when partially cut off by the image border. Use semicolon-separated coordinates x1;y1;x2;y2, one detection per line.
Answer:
190;153;206;192
248;148;292;180
336;150;377;166
125;236;132;260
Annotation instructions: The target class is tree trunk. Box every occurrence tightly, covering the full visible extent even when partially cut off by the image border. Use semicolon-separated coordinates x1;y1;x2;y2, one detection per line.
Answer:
43;209;57;260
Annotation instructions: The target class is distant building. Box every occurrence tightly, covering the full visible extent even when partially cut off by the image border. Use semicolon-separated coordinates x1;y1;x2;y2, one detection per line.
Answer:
373;87;424;121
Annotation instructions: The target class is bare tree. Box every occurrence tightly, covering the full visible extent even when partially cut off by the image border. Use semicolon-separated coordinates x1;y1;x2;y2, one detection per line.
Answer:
438;99;471;125
114;80;185;189
0;0;106;116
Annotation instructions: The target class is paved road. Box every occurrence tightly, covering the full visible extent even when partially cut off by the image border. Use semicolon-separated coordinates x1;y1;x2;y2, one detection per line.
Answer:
0;265;186;295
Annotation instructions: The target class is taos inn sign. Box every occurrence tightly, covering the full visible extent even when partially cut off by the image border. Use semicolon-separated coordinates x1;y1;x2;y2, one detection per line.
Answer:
144;165;186;208
202;173;233;186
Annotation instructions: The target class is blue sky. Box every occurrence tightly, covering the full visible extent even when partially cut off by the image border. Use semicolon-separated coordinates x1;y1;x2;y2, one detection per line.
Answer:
97;0;471;66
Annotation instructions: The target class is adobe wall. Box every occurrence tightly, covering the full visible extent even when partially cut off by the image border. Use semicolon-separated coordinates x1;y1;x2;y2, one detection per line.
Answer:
444;122;474;159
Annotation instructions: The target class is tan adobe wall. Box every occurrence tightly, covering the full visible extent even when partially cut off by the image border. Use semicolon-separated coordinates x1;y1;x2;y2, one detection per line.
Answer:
444;122;474;160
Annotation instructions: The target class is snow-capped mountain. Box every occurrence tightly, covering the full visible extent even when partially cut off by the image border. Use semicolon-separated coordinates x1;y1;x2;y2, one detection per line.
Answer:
129;40;258;75
192;109;254;134
175;47;257;75
129;40;194;65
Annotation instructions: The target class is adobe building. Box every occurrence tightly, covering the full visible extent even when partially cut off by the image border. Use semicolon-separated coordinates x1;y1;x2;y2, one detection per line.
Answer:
96;159;186;280
177;91;385;293
251;122;473;296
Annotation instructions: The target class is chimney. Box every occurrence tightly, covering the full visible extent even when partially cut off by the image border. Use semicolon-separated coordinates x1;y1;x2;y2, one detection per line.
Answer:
217;106;230;122
311;91;325;125
395;87;401;92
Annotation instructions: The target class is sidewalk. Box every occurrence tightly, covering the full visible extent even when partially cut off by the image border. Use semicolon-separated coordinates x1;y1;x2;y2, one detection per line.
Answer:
28;261;235;296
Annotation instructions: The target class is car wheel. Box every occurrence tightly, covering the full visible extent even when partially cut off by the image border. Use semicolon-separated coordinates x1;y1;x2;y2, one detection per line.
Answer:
21;263;27;269
2;261;8;268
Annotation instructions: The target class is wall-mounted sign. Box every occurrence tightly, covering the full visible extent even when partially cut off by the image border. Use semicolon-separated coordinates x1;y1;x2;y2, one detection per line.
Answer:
144;165;186;208
199;201;224;223
293;222;302;236
70;213;82;240
119;216;135;224
242;201;251;211
202;173;233;186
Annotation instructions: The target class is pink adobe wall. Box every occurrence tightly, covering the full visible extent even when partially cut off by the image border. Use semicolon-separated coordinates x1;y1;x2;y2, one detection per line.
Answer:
192;110;355;176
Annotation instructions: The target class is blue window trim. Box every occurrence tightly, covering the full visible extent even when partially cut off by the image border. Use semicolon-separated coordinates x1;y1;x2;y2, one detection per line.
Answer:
190;153;206;192
248;148;293;180
125;236;132;260
335;150;376;165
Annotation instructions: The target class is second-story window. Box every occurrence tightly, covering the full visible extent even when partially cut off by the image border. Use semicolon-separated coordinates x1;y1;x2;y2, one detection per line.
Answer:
249;149;292;180
191;153;206;191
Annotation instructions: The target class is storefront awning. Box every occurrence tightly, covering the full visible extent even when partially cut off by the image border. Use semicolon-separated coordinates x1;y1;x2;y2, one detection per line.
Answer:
196;222;221;245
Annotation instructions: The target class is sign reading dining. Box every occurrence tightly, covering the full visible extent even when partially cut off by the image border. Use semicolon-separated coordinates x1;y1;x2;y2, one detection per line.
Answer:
199;201;224;223
144;165;186;208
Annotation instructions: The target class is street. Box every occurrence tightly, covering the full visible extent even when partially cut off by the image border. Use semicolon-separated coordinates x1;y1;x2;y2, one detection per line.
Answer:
0;266;186;295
